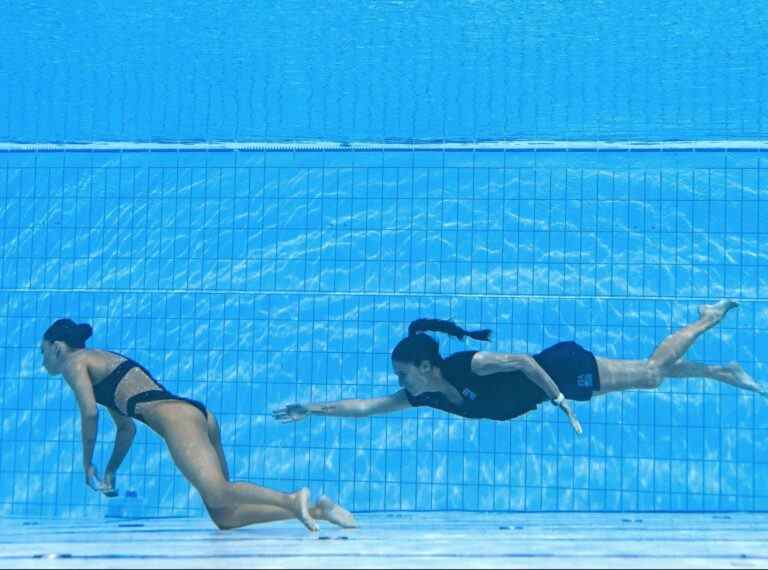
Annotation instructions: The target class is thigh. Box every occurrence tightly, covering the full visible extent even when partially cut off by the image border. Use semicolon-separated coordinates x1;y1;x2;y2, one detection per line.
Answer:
206;410;223;446
593;357;659;395
144;401;228;492
205;410;230;480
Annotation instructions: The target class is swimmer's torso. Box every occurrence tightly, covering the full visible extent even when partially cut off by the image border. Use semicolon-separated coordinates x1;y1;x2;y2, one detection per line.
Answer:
69;349;208;423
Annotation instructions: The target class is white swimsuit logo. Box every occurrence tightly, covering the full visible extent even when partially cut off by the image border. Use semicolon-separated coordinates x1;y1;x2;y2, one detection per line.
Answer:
576;373;593;388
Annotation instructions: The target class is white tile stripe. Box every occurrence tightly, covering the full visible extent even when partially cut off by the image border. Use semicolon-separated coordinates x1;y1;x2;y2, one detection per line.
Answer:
1;140;768;152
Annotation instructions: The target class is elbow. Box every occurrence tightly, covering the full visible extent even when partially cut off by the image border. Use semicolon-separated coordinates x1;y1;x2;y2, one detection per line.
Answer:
82;410;99;422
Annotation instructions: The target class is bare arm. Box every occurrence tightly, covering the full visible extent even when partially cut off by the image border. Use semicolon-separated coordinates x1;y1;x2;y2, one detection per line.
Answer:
274;390;412;422
62;361;100;469
471;351;561;399
105;408;136;475
471;351;583;434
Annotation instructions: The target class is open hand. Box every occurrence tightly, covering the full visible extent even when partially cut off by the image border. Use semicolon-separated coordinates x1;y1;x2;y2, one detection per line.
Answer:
85;464;106;493
272;404;311;423
557;398;583;435
101;470;119;498
86;465;119;496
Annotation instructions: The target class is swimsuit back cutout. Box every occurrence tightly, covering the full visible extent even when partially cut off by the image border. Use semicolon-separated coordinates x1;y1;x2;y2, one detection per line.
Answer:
91;351;208;423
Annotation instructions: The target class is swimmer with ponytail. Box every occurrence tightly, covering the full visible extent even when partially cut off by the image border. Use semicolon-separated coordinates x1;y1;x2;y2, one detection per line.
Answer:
274;301;765;431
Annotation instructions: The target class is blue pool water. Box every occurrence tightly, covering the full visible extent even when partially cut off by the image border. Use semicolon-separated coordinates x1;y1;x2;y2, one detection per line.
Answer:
1;1;767;523
1;1;768;143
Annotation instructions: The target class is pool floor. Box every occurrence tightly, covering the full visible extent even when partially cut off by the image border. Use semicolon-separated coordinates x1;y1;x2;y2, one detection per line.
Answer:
0;512;765;569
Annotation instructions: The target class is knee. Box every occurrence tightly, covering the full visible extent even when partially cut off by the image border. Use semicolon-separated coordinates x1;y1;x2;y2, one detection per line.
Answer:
200;481;233;511
206;503;236;530
642;363;665;389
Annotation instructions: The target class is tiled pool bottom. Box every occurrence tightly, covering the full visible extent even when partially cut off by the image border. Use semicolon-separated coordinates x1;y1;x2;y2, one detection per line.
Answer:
0;512;765;569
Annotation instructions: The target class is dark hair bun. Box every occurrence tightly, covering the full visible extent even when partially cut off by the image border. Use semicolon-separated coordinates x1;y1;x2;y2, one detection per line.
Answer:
76;323;93;343
44;318;93;348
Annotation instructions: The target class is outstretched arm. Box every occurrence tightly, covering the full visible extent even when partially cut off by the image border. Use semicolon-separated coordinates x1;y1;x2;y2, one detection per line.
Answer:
274;390;412;422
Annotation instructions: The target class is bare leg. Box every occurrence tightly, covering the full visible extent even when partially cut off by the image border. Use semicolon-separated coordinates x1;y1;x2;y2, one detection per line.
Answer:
595;300;744;395
666;359;767;395
594;358;662;395
201;412;357;528
212;496;358;530
206;411;230;481
647;300;739;369
144;401;318;531
595;357;766;397
314;495;358;528
205;499;309;529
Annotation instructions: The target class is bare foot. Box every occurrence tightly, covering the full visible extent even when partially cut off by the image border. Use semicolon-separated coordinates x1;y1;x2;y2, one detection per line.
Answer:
291;488;319;532
725;361;767;397
698;300;739;325
316;495;358;528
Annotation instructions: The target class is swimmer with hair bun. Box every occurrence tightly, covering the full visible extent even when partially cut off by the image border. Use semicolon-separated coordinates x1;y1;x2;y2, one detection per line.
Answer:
41;318;355;532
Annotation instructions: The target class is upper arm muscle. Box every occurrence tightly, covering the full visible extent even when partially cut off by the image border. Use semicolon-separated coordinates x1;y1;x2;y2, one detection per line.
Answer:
63;361;98;417
368;390;413;414
471;351;532;376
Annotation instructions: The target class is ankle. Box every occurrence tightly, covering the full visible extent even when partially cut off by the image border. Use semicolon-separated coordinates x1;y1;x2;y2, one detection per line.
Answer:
285;491;300;511
309;506;323;519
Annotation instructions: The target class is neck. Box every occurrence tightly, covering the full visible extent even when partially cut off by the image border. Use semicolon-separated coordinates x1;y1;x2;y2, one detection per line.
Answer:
414;369;450;396
58;348;81;368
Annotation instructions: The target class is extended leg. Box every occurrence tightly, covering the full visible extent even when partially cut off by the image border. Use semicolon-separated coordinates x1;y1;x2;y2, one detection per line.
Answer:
647;300;738;369
209;496;358;530
666;359;766;395
595;357;766;397
595;300;743;395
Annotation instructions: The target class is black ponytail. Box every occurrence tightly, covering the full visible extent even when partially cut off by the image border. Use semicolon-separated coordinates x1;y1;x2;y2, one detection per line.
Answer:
44;319;93;349
407;318;492;342
392;319;492;366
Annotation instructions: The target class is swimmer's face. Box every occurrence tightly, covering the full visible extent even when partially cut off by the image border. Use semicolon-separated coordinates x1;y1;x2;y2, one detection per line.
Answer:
41;339;63;375
392;359;436;395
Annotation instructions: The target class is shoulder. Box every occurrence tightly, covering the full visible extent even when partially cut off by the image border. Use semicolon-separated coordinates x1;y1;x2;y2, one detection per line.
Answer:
62;351;92;377
59;359;95;398
439;351;479;381
66;349;118;384
443;351;479;367
391;389;417;408
469;351;532;376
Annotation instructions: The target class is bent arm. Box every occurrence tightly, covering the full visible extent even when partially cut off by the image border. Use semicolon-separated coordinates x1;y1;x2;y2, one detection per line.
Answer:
308;390;412;418
471;351;562;400
105;408;136;473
